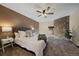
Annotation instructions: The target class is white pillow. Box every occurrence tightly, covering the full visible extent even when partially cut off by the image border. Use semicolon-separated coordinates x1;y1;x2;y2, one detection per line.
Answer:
18;31;26;37
26;30;32;37
14;32;19;38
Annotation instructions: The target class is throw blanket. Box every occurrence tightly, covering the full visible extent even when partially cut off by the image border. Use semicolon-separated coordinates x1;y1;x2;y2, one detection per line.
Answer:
15;35;46;56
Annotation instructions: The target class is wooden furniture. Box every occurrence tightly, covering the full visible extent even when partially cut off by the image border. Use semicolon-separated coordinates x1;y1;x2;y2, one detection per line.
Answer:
48;26;54;35
0;39;2;50
1;37;14;53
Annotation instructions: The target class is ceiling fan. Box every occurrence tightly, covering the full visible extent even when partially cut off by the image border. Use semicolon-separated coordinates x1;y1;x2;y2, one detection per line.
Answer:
36;6;54;18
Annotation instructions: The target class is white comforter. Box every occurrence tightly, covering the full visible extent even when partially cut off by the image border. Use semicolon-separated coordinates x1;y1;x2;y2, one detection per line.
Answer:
15;35;46;56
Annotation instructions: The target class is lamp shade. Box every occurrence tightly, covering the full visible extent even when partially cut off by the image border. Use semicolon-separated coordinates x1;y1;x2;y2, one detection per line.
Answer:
2;26;12;32
31;27;34;30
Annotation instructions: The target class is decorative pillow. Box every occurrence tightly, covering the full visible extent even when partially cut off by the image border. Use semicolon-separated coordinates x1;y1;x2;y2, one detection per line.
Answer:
26;30;32;37
14;32;20;38
18;31;27;37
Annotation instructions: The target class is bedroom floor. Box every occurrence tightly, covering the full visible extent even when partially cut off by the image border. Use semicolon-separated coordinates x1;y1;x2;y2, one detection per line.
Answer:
0;45;35;56
44;38;79;56
0;38;79;56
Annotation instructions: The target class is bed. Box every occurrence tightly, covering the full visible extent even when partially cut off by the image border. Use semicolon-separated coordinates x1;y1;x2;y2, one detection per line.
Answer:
14;28;46;56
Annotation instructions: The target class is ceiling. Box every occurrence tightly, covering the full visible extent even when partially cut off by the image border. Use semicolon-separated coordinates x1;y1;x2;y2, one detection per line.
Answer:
1;3;79;22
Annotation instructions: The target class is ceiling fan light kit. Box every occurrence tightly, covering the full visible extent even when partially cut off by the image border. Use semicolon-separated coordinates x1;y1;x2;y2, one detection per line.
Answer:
36;6;54;18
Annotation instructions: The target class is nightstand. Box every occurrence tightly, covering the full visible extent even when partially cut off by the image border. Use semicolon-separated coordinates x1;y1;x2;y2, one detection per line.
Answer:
1;37;14;53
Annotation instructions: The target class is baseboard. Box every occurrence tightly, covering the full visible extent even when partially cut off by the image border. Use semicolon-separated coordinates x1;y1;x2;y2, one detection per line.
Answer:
70;41;79;48
76;45;79;48
75;43;79;48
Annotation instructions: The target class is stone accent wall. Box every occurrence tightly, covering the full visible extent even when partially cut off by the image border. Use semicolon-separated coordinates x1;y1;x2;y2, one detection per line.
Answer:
54;16;69;37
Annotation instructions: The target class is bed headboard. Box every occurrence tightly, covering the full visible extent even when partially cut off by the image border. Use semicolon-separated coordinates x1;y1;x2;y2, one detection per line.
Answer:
13;27;31;32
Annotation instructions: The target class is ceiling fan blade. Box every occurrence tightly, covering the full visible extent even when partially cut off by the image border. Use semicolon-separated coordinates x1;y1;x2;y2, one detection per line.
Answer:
44;16;47;18
47;6;50;11
47;13;54;15
38;15;42;17
36;10;42;13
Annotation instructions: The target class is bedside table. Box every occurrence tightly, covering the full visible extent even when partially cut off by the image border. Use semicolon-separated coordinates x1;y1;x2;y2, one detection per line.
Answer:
1;37;14;53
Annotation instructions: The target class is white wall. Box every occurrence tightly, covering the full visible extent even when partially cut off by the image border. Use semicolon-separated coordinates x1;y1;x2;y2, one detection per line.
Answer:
39;8;79;46
70;8;79;46
39;21;54;34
